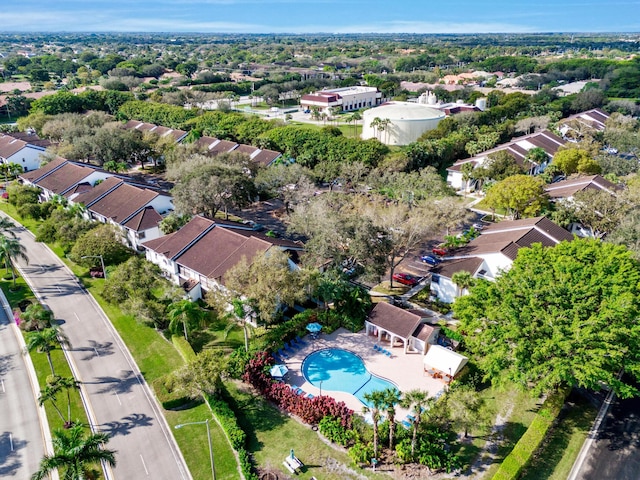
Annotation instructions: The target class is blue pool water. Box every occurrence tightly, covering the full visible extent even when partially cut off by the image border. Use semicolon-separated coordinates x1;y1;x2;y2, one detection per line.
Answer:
302;348;398;406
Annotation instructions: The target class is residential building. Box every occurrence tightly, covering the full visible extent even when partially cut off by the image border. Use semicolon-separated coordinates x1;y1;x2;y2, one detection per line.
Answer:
195;135;283;166
0;132;52;172
558;108;610;140
431;217;573;302
122;120;188;143
446;130;566;190
142;215;303;300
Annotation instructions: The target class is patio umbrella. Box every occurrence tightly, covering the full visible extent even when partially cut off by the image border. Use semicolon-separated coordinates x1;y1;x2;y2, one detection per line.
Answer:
306;322;322;333
270;364;289;378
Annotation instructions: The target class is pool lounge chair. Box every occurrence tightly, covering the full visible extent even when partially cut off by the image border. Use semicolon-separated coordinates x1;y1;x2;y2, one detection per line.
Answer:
295;335;308;346
401;419;413;429
272;353;284;363
277;348;290;360
283;343;296;355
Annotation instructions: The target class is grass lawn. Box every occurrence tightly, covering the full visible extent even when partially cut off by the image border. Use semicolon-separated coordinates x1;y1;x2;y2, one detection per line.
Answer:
470;199;506;218
370;281;410;296
455;383;544;477
165;402;240;480
225;380;391;480
520;392;597;480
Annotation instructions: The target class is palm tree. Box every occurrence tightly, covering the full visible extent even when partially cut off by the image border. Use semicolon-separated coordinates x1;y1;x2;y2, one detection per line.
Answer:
362;389;387;459
26;325;69;376
377;118;391;144
230;298;251;352
400;389;435;457
39;384;66;424
451;270;475;298
349;111;362;138
0;216;17;238
167;299;205;342
53;376;80;427
20;303;54;331
381;387;401;449
0;234;28;288
31;424;116;480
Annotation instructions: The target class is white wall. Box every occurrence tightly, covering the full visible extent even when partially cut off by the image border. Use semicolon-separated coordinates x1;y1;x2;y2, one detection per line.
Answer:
5;146;46;172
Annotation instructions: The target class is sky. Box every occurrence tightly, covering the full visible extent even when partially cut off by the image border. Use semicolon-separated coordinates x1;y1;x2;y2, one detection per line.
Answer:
2;0;640;34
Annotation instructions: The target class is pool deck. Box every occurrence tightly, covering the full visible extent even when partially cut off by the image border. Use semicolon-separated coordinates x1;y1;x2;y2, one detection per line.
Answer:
281;327;448;417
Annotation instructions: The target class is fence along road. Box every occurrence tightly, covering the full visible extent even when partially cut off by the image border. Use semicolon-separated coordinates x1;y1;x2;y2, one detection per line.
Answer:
6;216;191;480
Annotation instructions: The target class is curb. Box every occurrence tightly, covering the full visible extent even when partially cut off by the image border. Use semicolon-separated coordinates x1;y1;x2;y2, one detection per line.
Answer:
0;288;59;480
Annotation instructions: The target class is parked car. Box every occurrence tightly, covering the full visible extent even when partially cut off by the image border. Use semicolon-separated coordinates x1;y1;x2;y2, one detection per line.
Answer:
392;272;421;286
472;222;485;231
421;255;442;266
432;246;448;256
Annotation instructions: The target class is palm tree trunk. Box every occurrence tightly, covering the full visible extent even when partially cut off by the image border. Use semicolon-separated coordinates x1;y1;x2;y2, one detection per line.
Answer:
46;351;56;376
243;323;249;352
183;319;188;342
373;421;379;458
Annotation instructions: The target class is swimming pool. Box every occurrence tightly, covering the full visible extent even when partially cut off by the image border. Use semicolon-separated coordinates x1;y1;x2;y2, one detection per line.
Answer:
301;348;398;406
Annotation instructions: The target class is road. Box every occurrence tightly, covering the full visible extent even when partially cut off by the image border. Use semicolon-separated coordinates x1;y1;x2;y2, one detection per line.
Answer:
0;300;46;478
573;380;640;480
8;220;191;480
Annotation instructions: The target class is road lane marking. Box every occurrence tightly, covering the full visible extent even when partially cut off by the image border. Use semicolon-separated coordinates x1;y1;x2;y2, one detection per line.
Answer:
56;286;62;293
140;454;149;475
9;433;13;451
74;312;80;321
1;378;4;393
114;391;121;406
94;347;100;357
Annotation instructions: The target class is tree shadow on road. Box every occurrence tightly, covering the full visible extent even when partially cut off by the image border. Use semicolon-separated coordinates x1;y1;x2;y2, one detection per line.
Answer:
100;413;154;437
75;339;115;361
0;431;27;477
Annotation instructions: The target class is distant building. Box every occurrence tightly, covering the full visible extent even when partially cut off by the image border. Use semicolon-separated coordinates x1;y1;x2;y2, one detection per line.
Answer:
300;86;382;114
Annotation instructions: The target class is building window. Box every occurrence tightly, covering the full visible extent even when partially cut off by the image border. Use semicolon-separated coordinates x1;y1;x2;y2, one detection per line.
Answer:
138;231;146;239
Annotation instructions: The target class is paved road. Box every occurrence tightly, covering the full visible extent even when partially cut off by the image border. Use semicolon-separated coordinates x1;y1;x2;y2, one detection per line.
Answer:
0;301;46;478
9;221;191;480
573;380;640;480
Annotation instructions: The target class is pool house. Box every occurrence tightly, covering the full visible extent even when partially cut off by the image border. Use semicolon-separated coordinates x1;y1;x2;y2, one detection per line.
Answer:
364;302;440;355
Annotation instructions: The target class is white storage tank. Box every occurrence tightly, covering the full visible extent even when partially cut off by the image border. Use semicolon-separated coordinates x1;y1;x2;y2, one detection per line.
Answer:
362;101;446;146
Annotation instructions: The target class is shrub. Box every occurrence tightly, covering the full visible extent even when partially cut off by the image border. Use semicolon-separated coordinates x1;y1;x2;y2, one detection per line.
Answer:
319;416;356;446
243;350;353;428
349;441;374;465
151;375;193;410
237;448;259;480
171;335;197;363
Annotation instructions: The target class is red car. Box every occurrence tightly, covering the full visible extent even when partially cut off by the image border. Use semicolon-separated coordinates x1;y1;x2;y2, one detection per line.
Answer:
432;246;448;256
392;273;421;286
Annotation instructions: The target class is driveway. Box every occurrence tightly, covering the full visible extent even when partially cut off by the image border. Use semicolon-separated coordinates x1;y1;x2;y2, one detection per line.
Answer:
0;299;46;479
6;218;191;480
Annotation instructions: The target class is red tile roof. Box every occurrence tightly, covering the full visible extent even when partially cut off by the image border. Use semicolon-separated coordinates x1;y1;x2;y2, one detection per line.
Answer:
36;162;95;195
88;182;160;223
20;156;67;183
544;175;618;199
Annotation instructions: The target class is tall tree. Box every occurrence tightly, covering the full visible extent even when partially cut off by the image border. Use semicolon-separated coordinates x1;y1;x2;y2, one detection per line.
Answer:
174;349;229;400
362;390;387;459
0;234;29;288
451;270;475;297
454;239;640;398
26;326;69;376
400;389;435;457
223;249;306;324
446;384;485;438
31;425;116;480
382;388;401;449
484;174;548;220
167;300;206;342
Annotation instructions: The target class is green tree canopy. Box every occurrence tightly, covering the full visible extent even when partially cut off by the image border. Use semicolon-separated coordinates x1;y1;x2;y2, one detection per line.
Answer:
484;174;548;219
454;239;640;398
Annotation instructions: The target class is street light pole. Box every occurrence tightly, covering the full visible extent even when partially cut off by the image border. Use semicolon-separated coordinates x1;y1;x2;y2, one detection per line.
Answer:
81;254;107;279
319;380;323;397
175;419;215;480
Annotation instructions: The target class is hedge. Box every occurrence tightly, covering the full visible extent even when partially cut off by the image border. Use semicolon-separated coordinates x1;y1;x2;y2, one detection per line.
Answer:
491;387;569;480
206;394;246;450
171;335;197;363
